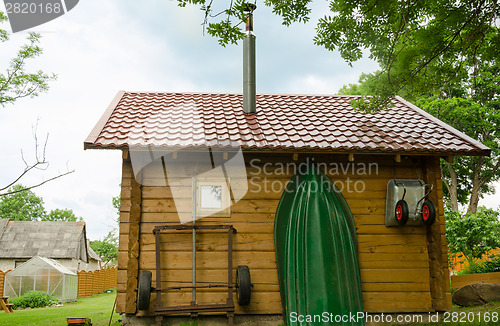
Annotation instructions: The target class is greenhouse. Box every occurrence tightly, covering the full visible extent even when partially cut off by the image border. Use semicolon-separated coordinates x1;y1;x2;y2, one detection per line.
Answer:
3;256;78;302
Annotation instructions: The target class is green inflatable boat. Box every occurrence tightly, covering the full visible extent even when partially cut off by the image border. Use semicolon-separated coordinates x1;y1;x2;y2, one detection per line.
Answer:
274;164;364;325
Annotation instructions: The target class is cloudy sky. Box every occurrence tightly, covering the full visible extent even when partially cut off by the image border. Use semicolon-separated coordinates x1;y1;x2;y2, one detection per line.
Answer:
0;1;498;240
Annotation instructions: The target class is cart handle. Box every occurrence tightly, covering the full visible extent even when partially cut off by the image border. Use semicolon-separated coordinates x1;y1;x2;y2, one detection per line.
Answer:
394;180;407;201
416;183;434;209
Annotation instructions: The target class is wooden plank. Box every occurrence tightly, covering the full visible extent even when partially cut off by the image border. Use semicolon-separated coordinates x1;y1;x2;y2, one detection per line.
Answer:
243;155;420;180
362;282;430;292
142;212;275;224
120;212;130;223
126;250;429;270
140;197;389;217
363;292;433;312
358;244;428;254
354;214;385;225
451;272;500;289
116;271;432;294
116;293;126;313
141;183;391;201
358;252;429;262
138;213;426;233
136;291;283;316
424;156;452;311
132;219;431;237
148;268;279;292
357;234;427;246
139;212;419;230
356;224;427;234
135;221;274;235
121;199;131;212
360;269;430;283
125;157;142;314
138;233;276;252
140;198;280;214
118;251;129;271
137;251;277;270
358;259;429;269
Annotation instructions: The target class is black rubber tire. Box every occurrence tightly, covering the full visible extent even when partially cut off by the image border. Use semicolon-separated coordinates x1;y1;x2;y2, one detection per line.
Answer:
395;200;409;225
137;270;152;311
236;265;251;306
421;200;436;226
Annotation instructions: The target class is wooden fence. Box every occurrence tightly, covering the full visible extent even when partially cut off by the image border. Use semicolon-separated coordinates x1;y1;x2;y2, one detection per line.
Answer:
0;270;11;297
451;272;500;290
0;268;117;298
77;267;118;297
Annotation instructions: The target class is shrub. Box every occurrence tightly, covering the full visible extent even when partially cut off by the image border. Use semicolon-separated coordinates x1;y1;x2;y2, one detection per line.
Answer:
445;206;500;264
482;254;500;273
457;254;500;275
9;291;60;309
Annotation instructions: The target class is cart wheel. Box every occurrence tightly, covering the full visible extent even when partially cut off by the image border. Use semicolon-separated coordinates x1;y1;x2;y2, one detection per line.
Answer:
421;200;436;226
137;270;152;311
236;265;251;306
395;200;409;225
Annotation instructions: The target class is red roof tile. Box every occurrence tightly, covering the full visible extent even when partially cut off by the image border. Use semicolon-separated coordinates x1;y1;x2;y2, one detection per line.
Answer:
84;91;490;156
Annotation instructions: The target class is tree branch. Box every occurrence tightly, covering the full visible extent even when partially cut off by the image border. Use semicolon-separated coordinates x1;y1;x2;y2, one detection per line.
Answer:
0;123;73;195
0;169;75;196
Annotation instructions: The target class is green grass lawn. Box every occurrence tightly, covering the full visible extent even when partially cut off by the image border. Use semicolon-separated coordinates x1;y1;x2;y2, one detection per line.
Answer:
396;301;500;326
0;291;121;326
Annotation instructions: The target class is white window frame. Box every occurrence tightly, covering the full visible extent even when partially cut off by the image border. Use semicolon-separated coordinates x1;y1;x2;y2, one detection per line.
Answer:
196;179;231;218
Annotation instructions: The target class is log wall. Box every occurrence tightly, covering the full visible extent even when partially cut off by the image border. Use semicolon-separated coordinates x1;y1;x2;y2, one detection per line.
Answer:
116;151;452;315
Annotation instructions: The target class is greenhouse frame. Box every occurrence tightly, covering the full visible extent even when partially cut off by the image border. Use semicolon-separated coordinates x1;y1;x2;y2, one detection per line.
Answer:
3;256;78;302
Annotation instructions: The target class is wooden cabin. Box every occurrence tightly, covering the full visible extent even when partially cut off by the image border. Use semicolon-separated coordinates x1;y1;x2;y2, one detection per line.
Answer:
85;91;489;324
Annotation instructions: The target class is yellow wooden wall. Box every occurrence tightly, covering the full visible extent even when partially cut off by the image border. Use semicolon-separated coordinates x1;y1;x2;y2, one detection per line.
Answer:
116;151;451;315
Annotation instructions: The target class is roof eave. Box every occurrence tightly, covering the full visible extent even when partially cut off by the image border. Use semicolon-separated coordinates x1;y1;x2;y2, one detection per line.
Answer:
81;144;490;157
396;96;491;156
84;90;125;150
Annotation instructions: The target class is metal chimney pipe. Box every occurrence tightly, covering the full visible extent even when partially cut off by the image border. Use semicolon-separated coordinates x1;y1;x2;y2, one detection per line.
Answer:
243;3;256;114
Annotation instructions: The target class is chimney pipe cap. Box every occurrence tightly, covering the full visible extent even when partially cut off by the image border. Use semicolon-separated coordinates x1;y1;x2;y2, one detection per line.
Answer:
243;3;257;13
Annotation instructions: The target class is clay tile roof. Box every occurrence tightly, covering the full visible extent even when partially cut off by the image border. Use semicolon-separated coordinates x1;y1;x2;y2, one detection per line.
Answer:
84;91;490;156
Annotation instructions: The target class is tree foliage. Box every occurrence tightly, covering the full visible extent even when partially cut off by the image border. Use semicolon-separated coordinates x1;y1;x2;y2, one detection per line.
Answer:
90;231;118;267
416;88;500;213
43;208;82;222
340;59;500;213
0;12;56;106
0;184;45;220
176;0;500;111
0;184;82;222
112;194;120;223
89;192;120;267
1;12;72;196
445;206;500;264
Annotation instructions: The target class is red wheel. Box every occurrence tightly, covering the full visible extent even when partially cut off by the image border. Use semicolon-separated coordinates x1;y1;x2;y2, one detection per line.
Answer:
421;200;436;226
395;200;409;225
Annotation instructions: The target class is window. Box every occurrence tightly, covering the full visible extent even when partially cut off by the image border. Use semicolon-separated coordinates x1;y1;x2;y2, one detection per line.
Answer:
196;180;231;217
15;260;27;268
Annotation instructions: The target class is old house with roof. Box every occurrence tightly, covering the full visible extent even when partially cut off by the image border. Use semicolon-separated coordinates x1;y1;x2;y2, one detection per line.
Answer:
0;219;101;272
85;90;489;325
